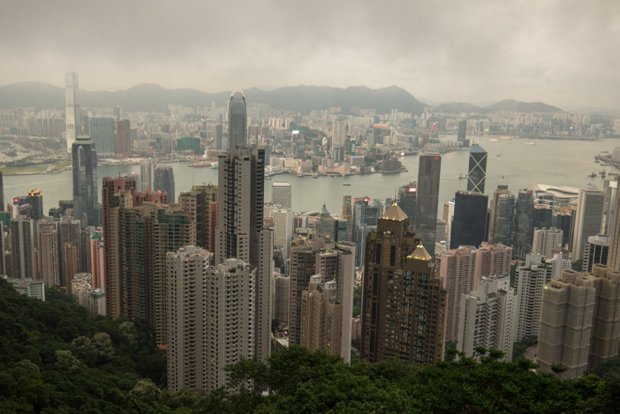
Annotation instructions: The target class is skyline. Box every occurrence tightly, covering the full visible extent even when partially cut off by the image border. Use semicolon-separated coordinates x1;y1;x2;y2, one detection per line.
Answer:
1;1;619;111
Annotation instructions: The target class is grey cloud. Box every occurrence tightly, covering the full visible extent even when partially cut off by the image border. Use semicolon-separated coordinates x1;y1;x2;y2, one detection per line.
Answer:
1;0;619;110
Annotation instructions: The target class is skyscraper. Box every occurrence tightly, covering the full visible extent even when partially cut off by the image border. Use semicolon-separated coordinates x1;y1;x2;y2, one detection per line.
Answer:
300;276;343;357
361;203;446;364
537;269;596;379
488;185;514;244
571;189;604;261
532;227;564;259
515;253;553;340
166;246;212;393
513;189;534;258
415;154;441;257
332;117;348;148
65;72;80;153
271;181;292;209
588;264;620;369
154;165;176;204
467;144;487;194
397;181;417;220
89;117;116;158
140;159;153;192
288;236;323;346
37;220;60;287
228;92;247;148
102;176;137;318
11;216;35;279
457;119;467;142
178;184;218;251
216;145;272;361
450;191;488;249
352;197;383;266
458;273;519;360
25;189;44;220
213;123;223;150
72;135;99;227
583;234;609;272
437;243;512;343
115;119;131;158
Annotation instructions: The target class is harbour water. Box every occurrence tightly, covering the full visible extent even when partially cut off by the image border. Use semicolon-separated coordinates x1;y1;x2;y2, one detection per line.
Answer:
3;136;618;216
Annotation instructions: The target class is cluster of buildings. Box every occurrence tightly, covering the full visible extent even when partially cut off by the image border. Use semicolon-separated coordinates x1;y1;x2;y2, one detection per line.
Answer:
2;72;620;396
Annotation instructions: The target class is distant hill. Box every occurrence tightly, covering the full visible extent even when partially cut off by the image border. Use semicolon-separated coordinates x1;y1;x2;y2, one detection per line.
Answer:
435;99;564;114
484;99;563;113
0;82;426;114
434;102;483;113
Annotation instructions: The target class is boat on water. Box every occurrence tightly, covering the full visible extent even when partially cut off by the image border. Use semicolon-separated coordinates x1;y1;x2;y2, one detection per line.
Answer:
343;183;351;186
524;141;535;145
190;160;212;168
500;136;512;141
210;162;218;169
489;138;499;142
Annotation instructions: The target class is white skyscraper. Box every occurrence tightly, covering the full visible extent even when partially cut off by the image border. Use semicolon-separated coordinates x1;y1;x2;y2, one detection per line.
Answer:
166;246;212;393
264;203;294;259
515;253;553;340
205;258;255;392
332;117;348;148
532;227;564;259
271;181;292;209
457;274;519;360
65;72;80;153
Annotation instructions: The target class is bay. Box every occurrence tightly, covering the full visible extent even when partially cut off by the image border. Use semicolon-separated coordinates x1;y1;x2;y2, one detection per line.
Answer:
3;136;618;217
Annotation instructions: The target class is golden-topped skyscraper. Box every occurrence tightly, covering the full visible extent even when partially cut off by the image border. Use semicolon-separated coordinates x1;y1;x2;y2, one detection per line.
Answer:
361;203;446;364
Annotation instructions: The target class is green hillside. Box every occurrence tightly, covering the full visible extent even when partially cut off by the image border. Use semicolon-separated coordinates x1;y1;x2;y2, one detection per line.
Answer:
0;279;618;413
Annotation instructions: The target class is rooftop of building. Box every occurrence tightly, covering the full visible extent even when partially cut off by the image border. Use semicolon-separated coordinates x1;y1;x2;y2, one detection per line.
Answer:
381;202;408;222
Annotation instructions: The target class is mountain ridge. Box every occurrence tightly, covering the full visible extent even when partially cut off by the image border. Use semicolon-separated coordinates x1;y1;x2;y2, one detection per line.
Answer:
0;81;565;114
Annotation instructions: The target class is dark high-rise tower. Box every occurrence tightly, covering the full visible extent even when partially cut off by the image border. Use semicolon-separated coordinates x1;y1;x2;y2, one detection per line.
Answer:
72;135;99;227
228;92;247;148
154;165;175;204
457;120;467;142
115;119;131;158
513;189;534;258
488;185;514;245
467;144;487;193
361;204;446;364
415;154;441;256
398;181;417;220
450;191;489;249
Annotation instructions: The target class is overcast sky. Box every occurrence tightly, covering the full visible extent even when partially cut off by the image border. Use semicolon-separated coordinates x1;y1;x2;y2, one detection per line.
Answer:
1;0;618;110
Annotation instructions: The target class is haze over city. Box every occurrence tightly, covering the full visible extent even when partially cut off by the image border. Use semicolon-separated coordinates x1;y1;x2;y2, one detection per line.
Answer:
1;0;619;111
3;1;620;412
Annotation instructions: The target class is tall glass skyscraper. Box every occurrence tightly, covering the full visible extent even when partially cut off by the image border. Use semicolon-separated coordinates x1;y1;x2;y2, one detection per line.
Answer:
154;165;176;204
415;154;441;256
467;144;487;193
65;72;80;153
72;136;99;227
228;92;247;148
